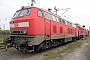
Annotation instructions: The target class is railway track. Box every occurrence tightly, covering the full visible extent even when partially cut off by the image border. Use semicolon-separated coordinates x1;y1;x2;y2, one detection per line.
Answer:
0;37;88;60
0;35;9;50
0;45;5;49
0;41;76;60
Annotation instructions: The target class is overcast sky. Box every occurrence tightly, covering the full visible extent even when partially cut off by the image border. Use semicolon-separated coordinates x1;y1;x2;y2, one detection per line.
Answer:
0;0;90;30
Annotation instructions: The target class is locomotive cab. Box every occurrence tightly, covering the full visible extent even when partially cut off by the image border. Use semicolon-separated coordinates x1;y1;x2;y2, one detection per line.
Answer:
4;6;45;52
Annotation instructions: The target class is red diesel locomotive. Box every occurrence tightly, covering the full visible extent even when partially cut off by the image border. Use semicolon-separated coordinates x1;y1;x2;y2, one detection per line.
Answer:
4;6;89;52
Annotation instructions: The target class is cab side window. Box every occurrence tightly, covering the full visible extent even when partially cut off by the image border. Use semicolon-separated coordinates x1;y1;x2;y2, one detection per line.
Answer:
38;10;42;17
44;12;49;19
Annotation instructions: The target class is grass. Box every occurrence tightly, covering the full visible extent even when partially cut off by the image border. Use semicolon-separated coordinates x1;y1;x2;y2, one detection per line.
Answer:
0;38;4;43
43;39;88;60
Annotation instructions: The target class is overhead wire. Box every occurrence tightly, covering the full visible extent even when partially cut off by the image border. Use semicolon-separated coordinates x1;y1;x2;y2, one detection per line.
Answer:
52;0;63;14
11;0;23;6
61;0;82;23
0;2;17;10
0;1;23;30
53;0;62;8
0;1;19;20
52;0;70;17
0;2;14;29
52;0;81;24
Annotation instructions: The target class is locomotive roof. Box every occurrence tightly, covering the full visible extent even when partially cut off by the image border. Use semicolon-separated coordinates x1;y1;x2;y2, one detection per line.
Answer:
19;6;78;27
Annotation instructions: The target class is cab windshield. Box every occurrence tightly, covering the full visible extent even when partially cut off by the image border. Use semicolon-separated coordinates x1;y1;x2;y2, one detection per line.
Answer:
13;11;20;18
13;9;31;18
20;9;30;16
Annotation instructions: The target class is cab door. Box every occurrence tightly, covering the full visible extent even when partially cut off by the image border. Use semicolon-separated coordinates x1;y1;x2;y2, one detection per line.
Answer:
45;19;51;35
44;12;51;40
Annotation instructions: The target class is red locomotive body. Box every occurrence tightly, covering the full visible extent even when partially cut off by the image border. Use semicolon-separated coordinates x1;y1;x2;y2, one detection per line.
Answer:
4;6;89;52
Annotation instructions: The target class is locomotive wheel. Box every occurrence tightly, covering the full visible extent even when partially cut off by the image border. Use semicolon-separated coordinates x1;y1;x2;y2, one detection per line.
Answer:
34;43;45;52
34;46;41;52
72;37;76;41
61;40;65;45
17;46;27;53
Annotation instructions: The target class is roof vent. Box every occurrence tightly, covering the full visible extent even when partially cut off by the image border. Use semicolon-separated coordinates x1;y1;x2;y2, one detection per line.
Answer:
21;6;31;9
48;8;52;12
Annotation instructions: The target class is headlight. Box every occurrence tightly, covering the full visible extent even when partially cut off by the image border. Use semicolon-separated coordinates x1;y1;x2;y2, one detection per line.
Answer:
10;31;11;33
10;30;26;34
22;30;26;34
10;31;13;33
10;24;14;28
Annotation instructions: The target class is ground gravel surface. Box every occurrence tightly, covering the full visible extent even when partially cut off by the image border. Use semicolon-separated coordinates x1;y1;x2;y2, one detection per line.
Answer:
0;42;75;60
